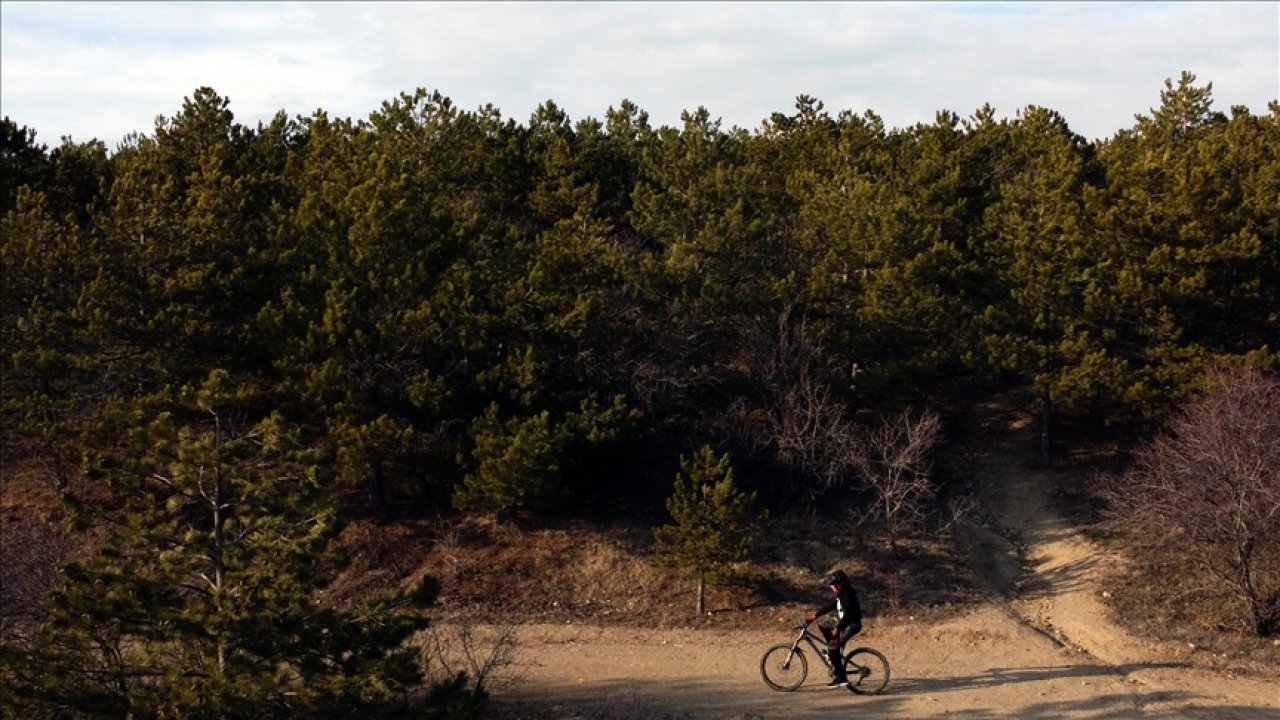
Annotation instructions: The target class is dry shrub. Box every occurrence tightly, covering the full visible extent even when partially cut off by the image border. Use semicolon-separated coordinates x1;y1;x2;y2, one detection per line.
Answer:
0;513;70;637
419;622;526;693
1105;539;1280;667
847;408;944;555
0;465;78;640
1100;363;1280;637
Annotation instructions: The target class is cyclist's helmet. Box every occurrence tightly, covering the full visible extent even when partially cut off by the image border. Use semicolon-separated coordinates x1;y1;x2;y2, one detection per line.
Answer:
824;569;849;587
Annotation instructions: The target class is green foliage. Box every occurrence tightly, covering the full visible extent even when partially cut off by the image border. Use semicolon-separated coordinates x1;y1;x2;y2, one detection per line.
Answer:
653;446;767;587
975;106;1120;454
0;186;113;487
3;79;1274;481
1;117;49;214
3;76;1273;505
1092;73;1280;420
0;371;463;718
102;88;296;386
453;395;636;513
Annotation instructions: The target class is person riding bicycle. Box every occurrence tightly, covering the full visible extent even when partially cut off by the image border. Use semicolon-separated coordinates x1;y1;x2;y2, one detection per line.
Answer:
806;569;862;686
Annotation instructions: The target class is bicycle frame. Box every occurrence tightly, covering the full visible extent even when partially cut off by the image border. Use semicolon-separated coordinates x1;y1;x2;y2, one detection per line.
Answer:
782;620;838;671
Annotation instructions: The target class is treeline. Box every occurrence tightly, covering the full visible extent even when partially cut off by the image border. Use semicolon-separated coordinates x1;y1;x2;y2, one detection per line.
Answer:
3;73;1278;515
2;73;1278;716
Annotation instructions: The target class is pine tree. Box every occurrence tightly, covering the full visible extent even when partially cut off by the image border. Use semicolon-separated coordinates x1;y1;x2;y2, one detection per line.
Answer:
979;106;1118;460
653;446;766;614
0;371;477;718
1093;74;1279;422
103;88;294;390
0;184;115;489
453;395;634;514
0;118;50;215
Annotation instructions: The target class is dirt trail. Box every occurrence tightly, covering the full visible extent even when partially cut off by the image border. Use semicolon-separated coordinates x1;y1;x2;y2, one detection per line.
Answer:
492;412;1279;719
970;413;1278;716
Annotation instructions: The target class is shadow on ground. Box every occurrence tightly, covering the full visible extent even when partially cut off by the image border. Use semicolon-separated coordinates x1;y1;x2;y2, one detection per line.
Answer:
489;661;1280;720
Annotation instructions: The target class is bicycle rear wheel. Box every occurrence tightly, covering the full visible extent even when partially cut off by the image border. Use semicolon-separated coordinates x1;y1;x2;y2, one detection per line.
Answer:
844;647;890;695
760;644;807;691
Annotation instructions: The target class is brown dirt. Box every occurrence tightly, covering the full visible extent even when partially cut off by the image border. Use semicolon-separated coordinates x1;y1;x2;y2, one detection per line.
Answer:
480;406;1280;719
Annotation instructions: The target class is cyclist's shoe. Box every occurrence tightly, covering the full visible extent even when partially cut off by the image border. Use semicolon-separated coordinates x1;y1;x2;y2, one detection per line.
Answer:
828;678;849;687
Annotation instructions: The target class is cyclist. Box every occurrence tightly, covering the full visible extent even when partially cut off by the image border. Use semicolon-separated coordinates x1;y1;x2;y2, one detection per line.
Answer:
806;569;862;686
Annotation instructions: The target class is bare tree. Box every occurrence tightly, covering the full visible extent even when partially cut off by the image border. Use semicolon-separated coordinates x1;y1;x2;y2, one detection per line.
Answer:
771;362;861;488
1102;364;1280;636
741;312;869;495
846;408;944;554
418;621;526;695
0;518;72;639
740;314;944;553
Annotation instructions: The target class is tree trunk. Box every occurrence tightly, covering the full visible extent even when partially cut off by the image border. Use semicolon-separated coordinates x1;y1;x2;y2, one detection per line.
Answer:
884;495;899;557
211;412;227;675
369;456;385;510
1040;393;1053;466
1236;538;1268;636
696;573;706;615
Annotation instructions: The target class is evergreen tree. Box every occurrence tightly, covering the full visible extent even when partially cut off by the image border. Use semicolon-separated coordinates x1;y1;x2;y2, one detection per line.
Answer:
0;371;478;718
1094;73;1279;421
45;136;113;228
0;186;112;488
653;446;766;614
263;92;487;508
0;117;50;215
452;396;633;514
979;106;1117;460
103;88;294;388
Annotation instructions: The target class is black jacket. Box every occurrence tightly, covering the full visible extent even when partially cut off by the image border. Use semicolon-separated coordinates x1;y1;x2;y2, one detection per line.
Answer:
814;584;862;634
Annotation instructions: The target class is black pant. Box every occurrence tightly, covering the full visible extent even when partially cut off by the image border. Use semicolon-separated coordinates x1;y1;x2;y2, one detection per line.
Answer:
825;622;861;679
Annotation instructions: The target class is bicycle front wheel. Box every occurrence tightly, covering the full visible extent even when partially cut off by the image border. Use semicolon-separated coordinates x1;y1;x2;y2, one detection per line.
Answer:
844;647;890;695
760;644;807;691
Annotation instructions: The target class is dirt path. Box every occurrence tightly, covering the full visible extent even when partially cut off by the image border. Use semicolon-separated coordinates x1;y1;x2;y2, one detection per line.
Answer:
491;412;1279;719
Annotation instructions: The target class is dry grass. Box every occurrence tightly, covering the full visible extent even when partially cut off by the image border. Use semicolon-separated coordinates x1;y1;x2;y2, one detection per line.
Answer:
1098;531;1280;670
2;451;982;643
320;506;983;634
0;464;80;638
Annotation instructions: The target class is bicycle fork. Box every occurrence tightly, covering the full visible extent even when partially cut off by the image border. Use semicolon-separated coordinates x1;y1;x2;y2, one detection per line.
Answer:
781;643;802;669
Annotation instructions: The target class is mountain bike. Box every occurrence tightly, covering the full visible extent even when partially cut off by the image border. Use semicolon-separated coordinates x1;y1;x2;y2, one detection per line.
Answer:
759;619;890;694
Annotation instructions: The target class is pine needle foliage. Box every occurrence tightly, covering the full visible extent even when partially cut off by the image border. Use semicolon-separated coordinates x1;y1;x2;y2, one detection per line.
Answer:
0;371;483;719
653;446;767;614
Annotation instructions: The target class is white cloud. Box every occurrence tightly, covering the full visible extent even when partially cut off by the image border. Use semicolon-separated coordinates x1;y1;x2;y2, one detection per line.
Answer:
2;1;1276;148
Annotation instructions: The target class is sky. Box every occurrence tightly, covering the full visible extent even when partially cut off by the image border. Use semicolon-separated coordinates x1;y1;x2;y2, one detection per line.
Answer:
2;1;1277;149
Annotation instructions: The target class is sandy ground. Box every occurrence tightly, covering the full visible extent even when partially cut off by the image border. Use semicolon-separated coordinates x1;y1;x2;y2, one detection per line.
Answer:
487;414;1279;719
